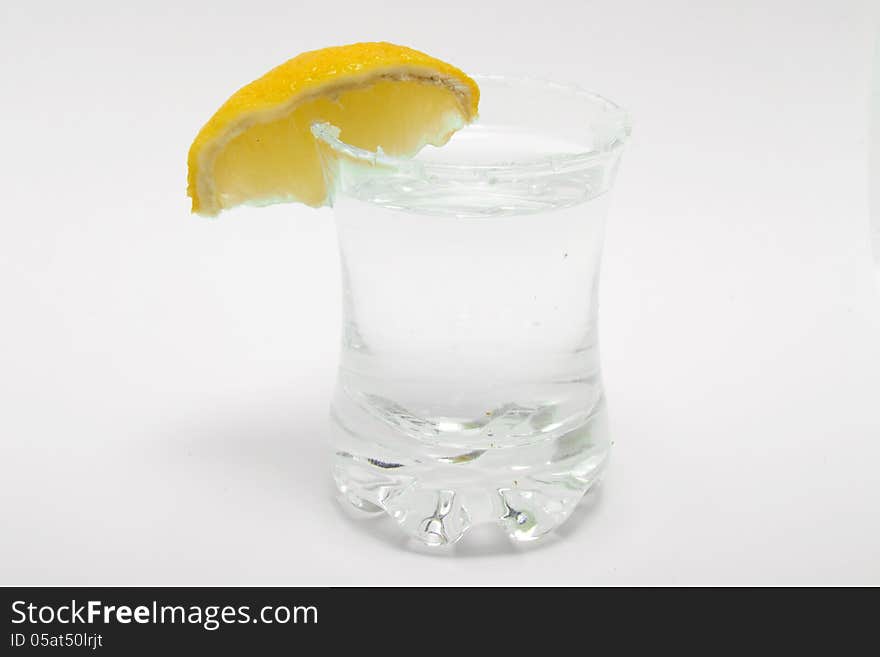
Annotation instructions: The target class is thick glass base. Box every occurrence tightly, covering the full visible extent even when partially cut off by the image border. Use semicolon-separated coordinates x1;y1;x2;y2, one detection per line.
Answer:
331;393;609;546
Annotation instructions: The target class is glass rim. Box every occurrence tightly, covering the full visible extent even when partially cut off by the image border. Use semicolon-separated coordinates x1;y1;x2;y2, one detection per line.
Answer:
311;74;632;176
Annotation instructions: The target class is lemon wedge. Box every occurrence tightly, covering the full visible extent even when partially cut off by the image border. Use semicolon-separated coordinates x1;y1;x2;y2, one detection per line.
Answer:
187;42;479;216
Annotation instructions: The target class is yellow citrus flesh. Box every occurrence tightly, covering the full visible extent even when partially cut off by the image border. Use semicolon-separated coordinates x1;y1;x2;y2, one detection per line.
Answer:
187;42;480;216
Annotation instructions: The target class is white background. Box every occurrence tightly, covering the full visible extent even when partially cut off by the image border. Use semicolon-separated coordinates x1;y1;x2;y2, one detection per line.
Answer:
2;0;879;585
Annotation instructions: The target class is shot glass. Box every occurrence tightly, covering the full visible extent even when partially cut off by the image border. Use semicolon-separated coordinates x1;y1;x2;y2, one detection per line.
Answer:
313;76;631;545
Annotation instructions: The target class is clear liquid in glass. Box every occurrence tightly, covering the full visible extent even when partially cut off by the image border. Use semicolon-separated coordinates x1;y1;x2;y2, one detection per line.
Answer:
330;126;616;544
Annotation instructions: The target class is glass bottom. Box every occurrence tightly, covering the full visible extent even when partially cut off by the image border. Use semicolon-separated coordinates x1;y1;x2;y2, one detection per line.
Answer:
330;384;609;546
